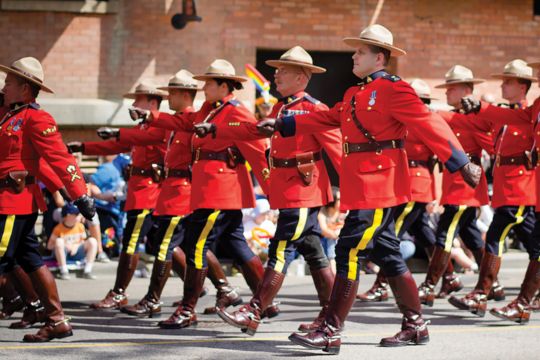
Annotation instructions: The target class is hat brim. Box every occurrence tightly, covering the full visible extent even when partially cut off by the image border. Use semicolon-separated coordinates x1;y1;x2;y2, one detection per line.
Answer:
265;59;326;74
418;94;438;101
490;73;537;82
434;79;485;89
157;85;202;91
342;37;406;57
0;64;54;93
527;62;540;69
192;74;247;83
123;92;169;100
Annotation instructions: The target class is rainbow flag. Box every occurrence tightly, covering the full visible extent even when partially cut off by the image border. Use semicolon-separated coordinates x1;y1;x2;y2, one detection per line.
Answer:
245;64;270;93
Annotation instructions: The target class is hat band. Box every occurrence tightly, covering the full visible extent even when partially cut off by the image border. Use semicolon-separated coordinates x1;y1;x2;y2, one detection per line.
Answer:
11;65;43;84
169;82;198;88
503;71;532;77
135;90;164;95
278;58;315;67
359;37;394;47
205;72;237;77
445;78;475;83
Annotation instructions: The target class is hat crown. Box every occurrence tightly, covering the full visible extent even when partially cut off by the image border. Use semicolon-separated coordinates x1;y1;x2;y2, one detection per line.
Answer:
409;78;431;98
205;59;237;77
445;65;475;82
131;80;167;97
359;24;394;46
503;59;533;77
11;57;44;83
280;46;314;65
168;69;198;88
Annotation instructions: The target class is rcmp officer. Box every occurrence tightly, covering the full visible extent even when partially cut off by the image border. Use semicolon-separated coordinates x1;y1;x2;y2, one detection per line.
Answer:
0;57;95;342
447;60;537;317
417;65;496;307
68;81;170;310
459;60;540;323
257;24;480;353
135;59;273;329
356;79;457;302
196;47;342;335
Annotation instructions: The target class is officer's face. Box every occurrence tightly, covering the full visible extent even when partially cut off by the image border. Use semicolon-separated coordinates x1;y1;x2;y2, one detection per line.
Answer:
445;84;471;108
168;89;182;110
274;65;306;97
132;95;154;111
352;44;380;78
2;73;26;105
203;79;225;103
501;78;525;101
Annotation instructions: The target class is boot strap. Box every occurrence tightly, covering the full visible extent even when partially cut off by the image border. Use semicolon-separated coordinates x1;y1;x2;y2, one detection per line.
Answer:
52;317;71;327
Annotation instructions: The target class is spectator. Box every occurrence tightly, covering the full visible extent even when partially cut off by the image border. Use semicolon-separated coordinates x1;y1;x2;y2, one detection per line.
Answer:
47;204;98;280
318;187;343;272
243;198;276;260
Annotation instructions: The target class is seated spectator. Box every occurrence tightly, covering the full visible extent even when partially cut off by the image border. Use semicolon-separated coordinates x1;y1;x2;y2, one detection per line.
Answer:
47;204;98;280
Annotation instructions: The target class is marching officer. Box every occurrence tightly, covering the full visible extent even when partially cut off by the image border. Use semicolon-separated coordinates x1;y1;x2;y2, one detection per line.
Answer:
446;59;537;317
68;81;169;310
417;65;496;307
356;78;459;302
95;70;242;318
458;60;540;323
0;57;95;342
256;24;480;353
195;47;341;335
134;59;273;329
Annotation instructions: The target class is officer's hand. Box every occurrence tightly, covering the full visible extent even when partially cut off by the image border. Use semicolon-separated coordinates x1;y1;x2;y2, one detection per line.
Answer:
73;194;96;221
460;97;481;114
128;107;150;122
194;123;216;138
257;118;282;137
459;162;482;189
96;127;120;140
67;141;84;154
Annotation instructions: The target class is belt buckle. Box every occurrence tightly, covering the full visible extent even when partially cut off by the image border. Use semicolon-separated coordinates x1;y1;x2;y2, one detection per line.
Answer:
495;156;500;167
164;167;170;178
195;148;201;162
269;157;274;169
343;142;349;155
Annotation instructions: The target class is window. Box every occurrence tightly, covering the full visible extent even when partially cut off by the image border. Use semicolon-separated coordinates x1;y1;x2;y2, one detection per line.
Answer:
1;0;118;14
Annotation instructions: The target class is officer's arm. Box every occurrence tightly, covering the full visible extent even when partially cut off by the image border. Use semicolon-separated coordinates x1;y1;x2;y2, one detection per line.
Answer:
311;103;343;172
149;108;199;132
438;110;491;133
37;159;64;193
27;112;87;199
279;101;343;138
118;126;169;147
390;82;469;173
476;102;533;128
235;138;271;195
211;108;267;141
83;139;132;156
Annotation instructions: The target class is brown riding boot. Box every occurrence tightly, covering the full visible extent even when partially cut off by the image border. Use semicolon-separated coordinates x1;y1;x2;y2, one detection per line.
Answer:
217;267;285;335
381;271;429;347
23;266;73;342
121;260;172;318
356;271;389;302
437;260;464;299
204;251;242;314
0;274;24;319
158;266;207;329
298;266;335;332
240;256;280;318
7;266;46;328
487;280;506;301
288;274;359;355
448;252;500;317
90;252;139;309
490;260;540;324
170;248;208;306
418;247;451;306
531;290;540;312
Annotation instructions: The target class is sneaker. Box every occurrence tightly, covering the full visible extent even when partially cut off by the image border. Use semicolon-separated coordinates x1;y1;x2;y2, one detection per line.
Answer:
96;252;110;263
79;272;97;280
56;272;71;280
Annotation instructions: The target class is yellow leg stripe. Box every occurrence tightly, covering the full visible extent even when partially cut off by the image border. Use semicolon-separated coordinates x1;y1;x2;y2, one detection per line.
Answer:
291;208;308;241
273;240;288;273
0;215;15;258
395;201;415;236
157;216;183;261
347;208;384;280
497;206;525;257
194;210;220;269
126;209;151;255
444;205;467;253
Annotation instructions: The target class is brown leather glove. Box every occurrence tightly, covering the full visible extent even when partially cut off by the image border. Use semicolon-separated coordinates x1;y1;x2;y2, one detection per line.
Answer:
97;127;120;140
194;123;216;138
128;107;150;122
67;141;84;154
256;118;282;137
459;162;482;189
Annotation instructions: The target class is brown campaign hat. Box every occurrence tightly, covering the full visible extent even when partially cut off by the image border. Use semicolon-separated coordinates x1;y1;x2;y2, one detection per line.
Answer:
434;65;485;89
123;80;168;99
491;59;536;82
193;59;247;83
0;57;54;93
265;46;326;74
343;24;406;57
158;69;202;91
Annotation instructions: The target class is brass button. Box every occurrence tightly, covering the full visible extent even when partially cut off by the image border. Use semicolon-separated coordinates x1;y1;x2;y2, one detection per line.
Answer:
367;106;372;110
273;135;278;139
148;180;153;185
513;131;518;136
377;164;382;169
347;118;351;122
218;168;223;173
175;140;180;143
183;181;188;185
361;86;365;90
416;172;421;176
273;150;277;154
456;132;460;137
344;136;348;140
519;170;524;175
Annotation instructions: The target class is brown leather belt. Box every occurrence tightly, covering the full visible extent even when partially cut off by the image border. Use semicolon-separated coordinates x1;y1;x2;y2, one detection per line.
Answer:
408;159;429;168
130;167;153;177
164;168;191;179
270;151;322;168
343;139;404;155
193;148;246;167
497;154;529;167
0;175;35;189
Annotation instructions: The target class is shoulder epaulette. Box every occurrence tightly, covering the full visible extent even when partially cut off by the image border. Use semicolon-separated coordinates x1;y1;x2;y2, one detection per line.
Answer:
303;94;321;104
382;74;401;82
228;99;241;106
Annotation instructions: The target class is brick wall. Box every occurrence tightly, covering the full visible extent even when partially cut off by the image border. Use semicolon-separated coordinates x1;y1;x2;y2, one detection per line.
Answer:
1;0;539;103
